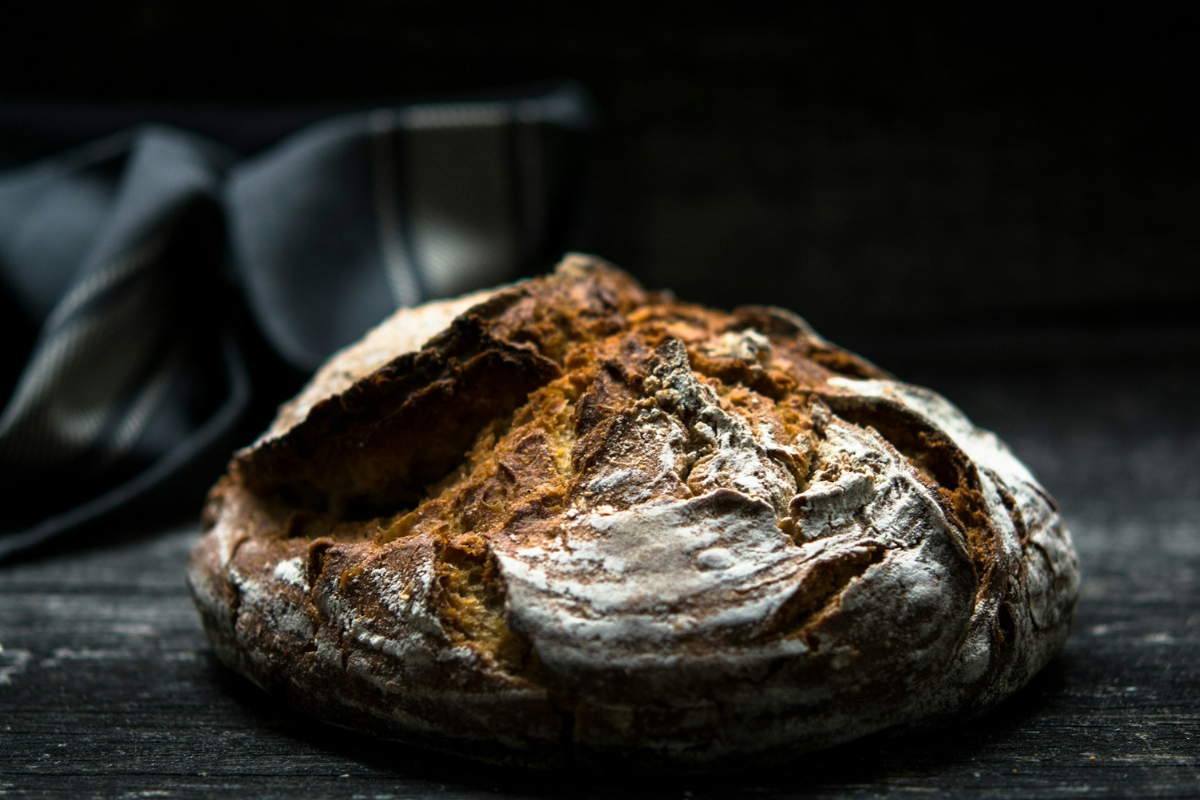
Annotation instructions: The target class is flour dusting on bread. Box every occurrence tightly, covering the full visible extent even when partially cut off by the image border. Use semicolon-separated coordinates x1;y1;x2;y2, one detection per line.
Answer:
187;254;1078;769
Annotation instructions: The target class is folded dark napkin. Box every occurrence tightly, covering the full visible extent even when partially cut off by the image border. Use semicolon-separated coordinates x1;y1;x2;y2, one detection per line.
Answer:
0;84;594;560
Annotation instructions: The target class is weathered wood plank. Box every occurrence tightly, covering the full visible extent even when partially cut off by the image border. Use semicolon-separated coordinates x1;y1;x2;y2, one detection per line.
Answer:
1;367;1198;798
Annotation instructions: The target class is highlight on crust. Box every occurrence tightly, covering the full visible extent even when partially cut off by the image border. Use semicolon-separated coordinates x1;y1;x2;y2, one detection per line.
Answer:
187;254;1079;770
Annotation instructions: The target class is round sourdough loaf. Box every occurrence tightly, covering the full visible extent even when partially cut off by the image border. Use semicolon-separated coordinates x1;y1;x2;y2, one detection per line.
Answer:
187;254;1079;770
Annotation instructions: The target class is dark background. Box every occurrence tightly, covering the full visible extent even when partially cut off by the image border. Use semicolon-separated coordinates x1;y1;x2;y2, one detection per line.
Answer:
2;6;1199;798
2;4;1197;368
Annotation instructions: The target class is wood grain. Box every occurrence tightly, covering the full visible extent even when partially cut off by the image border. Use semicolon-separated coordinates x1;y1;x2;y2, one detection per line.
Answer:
1;365;1198;798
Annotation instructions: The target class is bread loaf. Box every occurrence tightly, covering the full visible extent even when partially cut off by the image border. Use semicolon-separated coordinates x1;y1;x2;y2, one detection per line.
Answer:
186;254;1079;769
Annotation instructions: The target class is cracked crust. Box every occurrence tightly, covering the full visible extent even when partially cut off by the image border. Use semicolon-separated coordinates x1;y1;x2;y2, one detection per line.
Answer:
186;254;1079;770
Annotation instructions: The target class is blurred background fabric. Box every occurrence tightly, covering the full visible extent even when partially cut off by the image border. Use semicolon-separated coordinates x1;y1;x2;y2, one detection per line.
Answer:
0;85;594;559
0;6;1197;560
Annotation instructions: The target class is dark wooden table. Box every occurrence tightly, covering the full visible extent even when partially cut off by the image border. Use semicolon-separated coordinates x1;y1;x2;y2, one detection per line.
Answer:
3;358;1198;798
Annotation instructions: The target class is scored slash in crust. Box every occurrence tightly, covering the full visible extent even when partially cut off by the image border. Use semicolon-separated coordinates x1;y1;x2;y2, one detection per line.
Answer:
186;254;1079;770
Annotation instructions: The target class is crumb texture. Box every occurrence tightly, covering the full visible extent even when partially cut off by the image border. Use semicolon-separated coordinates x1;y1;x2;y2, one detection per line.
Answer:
187;254;1079;769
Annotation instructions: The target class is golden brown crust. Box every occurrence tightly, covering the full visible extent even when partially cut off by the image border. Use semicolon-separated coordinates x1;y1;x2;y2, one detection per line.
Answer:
187;254;1079;770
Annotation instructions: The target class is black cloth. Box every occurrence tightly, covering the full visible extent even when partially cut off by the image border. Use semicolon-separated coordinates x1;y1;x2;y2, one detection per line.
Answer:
0;84;594;560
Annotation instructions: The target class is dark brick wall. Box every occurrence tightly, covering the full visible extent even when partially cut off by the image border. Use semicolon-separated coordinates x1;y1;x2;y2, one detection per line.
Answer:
2;6;1196;348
